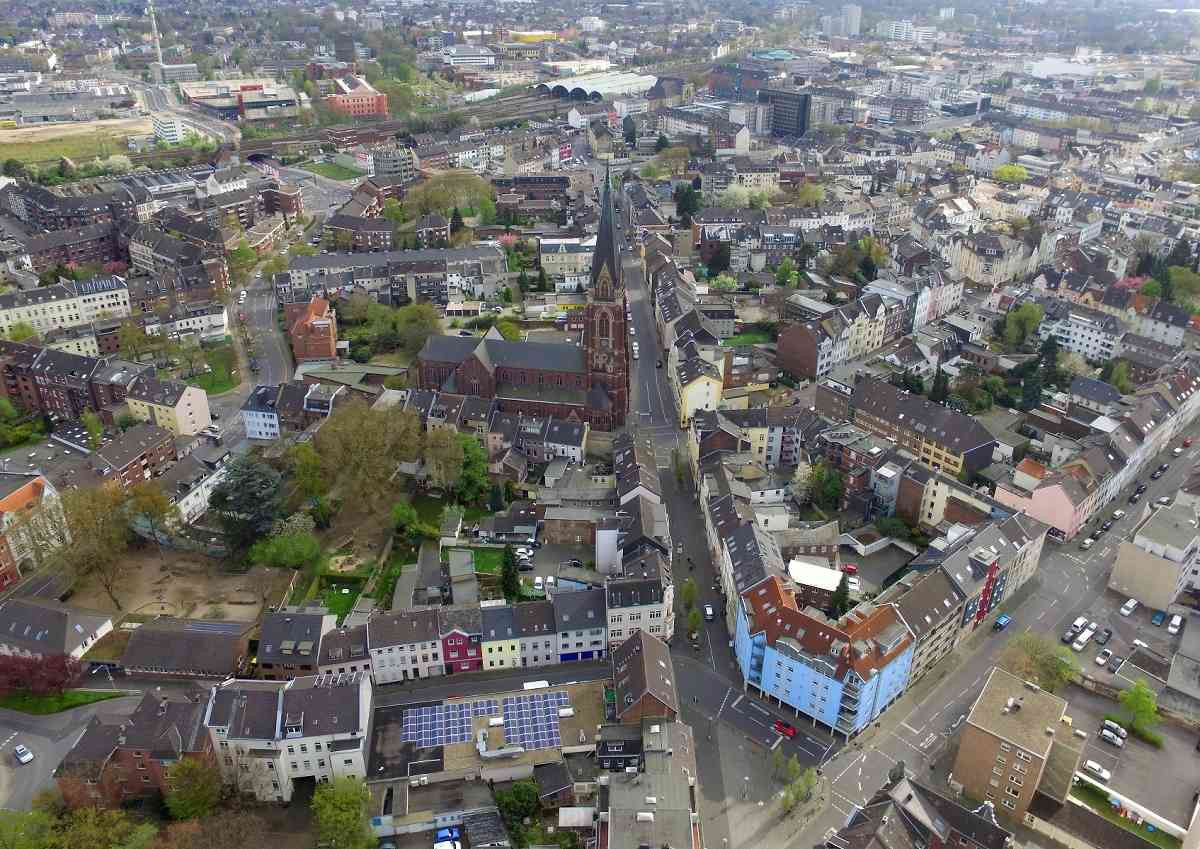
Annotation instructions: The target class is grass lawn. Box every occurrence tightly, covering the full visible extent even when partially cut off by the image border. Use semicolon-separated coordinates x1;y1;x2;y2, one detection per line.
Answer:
722;331;773;346
303;161;366;181
445;547;504;573
81;629;132;663
185;345;238;394
322;584;361;621
0;690;122;715
411;493;491;526
0;131;135;165
1071;785;1181;849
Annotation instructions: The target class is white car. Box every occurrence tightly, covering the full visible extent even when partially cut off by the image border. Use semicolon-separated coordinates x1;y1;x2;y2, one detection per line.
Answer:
545;576;556;587
1169;614;1184;635
515;547;532;559
12;744;32;765
1082;760;1111;782
703;604;715;621
1120;598;1139;617
1095;649;1113;666
533;576;544;591
629;326;635;336
847;576;861;593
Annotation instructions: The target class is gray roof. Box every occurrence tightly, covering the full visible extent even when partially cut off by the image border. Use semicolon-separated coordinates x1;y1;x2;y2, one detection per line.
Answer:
0;598;111;656
121;617;250;677
419;334;587;375
613;430;661;500
612;631;678;717
367;608;440;648
1070;376;1122;405
439;605;483;636
258;609;332;667
552;587;606;632
481;605;517;641
515;600;556;637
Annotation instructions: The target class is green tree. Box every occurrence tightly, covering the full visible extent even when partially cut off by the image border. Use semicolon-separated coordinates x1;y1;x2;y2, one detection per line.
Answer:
993;164;1029;184
622;115;637;145
54;807;156;849
1118;680;1159;732
999;632;1079;693
248;531;322;570
288;442;328;499
501;544;521;599
0;809;53;849
807;461;844;510
775;257;798;287
1019;370;1044;411
450;206;465;234
1140;279;1162;298
686;608;703;635
1144;75;1162;94
1108;360;1134;394
425;427;465;491
655;133;670;152
795;182;825;207
1004;303;1044;350
126;480;178;561
312;776;372;849
209;455;284;552
454;435;489;505
929;367;950;403
165;758;222;820
875;516;911;539
1039;334;1061;386
537;266;548;291
312;401;423;507
830;573;851;616
81;410;103;450
680;577;698;610
4;321;36;343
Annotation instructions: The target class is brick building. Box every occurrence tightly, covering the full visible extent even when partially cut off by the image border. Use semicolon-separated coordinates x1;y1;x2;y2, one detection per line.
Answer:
22;223;118;272
324;76;388;118
612;631;679;723
286;296;338;363
0;472;58;590
0;340;149;422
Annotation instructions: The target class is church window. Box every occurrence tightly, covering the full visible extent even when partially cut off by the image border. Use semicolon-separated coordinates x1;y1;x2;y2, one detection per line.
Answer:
598;313;610;342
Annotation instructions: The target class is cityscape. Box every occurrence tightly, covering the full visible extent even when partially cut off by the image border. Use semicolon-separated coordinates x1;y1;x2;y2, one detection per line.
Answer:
2;2;1200;849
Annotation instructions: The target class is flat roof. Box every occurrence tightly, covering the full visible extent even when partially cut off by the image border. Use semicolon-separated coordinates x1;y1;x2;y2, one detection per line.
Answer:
966;667;1067;757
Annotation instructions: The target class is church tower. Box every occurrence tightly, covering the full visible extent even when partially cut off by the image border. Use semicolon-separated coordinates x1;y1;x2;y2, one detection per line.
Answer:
582;166;628;429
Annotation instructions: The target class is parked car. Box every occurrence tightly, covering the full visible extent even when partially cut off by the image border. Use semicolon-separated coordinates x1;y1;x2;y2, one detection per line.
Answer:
847;576;861;593
533;576;544;590
1095;649;1113;666
1111;510;1126;521
1174;446;1185;457
1095;628;1112;646
1185;438;1194;448
1062;628;1078;644
1072;616;1089;631
1108;655;1124;673
1120;598;1139;616
841;563;858;574
1152;610;1167;626
1102;720;1128;739
515;547;532;559
1128;492;1141;504
1101;520;1113;532
773;719;797;738
1157;496;1173;506
566;558;583;568
12;744;32;765
1169;614;1184;636
703;604;715;621
1083;760;1111;782
545;576;556;587
993;614;1013;632
1099;728;1125;747
1151;468;1166;480
1136;482;1148;494
518;561;534;572
436;828;461;842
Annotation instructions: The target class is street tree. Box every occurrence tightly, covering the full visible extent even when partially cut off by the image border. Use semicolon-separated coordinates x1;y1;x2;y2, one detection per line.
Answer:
81;410;103;450
680;577;698;610
312;777;373;849
686;608;702;636
165;758;222;820
998;632;1078;693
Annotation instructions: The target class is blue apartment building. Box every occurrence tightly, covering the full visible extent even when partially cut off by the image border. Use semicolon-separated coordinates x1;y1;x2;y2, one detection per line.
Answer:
734;576;914;738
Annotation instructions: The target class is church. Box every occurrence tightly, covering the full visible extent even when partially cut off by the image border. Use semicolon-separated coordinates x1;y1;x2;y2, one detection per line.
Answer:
415;171;629;431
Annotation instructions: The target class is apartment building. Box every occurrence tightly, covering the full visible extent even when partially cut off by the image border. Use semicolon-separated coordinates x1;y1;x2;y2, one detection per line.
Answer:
0;472;59;590
612;631;679;723
370;144;419;183
553;588;607;662
241;383;281;440
0;275;130;338
607;553;673;645
316;625;371;678
1037;302;1124;362
952;667;1081;821
205;672;372;802
1109;502;1200;611
286;296;338;363
257;607;336;681
125;376;211;437
323;76;388;118
366;609;443;683
516;600;559;667
440;605;483;673
946;232;1036;289
734;577;914;738
481;603;520;670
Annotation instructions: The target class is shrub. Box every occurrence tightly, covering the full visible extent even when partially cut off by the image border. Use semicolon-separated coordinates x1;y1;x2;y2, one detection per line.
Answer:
1103;712;1163;748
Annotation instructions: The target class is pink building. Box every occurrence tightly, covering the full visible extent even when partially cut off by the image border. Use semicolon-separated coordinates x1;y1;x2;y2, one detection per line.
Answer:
994;458;1104;541
439;607;483;674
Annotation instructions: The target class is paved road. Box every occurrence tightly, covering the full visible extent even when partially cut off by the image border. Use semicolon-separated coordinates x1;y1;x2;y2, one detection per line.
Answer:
797;435;1200;841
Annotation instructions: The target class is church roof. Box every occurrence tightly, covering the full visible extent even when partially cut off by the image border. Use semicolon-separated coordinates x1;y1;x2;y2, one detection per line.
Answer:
590;164;622;299
418;335;587;375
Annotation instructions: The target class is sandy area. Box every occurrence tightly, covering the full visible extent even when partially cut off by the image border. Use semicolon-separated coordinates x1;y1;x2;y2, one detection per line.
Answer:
0;116;152;142
69;547;293;622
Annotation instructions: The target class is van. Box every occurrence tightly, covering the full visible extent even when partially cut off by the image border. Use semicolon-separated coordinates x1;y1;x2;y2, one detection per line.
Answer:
1072;626;1096;652
1083;760;1111;782
1102;719;1128;739
1071;616;1090;632
533;576;544;590
1169;614;1184;636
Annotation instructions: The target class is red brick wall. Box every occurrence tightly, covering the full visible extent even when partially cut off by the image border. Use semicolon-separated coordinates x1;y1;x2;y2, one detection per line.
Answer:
895;474;925;526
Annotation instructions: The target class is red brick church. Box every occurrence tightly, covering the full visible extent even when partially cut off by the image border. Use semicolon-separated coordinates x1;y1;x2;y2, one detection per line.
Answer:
416;172;629;430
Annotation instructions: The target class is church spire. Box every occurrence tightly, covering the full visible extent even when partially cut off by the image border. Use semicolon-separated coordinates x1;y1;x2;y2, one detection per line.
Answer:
589;162;621;301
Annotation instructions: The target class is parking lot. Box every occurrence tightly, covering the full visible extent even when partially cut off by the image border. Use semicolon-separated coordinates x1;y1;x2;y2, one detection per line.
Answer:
1059;588;1183;682
1062;683;1198;829
839;543;914;595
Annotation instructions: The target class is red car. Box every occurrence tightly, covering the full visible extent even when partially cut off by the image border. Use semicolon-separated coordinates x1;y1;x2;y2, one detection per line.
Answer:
1185;438;1194;448
773;719;797;738
841;563;858;574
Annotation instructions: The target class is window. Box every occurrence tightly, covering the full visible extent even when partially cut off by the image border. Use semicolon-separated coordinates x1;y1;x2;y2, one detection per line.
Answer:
300;745;308;753
315;743;322;752
995;756;1006;765
1005;786;1020;798
999;742;1011;753
1015;750;1032;763
992;766;1003;776
1009;775;1023;787
291;762;298;770
1001;799;1015;810
287;746;295;754
344;759;354;766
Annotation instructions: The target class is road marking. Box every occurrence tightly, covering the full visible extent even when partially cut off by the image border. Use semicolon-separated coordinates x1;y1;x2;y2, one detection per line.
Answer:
834;753;864;783
716;688;733;719
731;694;744;711
770;735;783;751
900;721;921;735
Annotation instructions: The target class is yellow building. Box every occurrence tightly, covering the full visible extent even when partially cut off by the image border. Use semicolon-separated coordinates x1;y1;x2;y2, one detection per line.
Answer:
674;358;723;429
481;603;522;670
126;377;211;437
510;30;558;42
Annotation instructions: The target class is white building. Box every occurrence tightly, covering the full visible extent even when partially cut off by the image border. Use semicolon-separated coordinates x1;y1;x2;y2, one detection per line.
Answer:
440;45;496;68
240;384;280;441
205;672;372;802
152;113;185;145
365;609;443;683
1038;304;1125;362
0;275;130;338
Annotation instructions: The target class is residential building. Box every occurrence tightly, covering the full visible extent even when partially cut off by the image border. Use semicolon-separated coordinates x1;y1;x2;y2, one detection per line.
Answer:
120;617;252;680
370;144;418;183
952;667;1082;820
205;672;372;802
607;550;673;644
598;721;700;849
734;577;914;738
56;691;210;808
0;275;130;338
125;376;211;437
1109;502;1200;611
612;631;678;723
481;604;520;670
0;598;112;659
366;608;443;683
0;472;59;590
439;605;483;673
1037;302;1124;362
553;588;608;662
880;568;965;686
757;89;811;137
152;114;185;144
324;214;394;252
241;383;280;440
286;296;338;363
317;625;371;678
439;46;497;68
257;607;336;680
515;599;558;667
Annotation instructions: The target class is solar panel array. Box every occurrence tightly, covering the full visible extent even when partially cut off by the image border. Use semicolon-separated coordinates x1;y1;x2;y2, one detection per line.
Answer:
501;691;569;751
401;700;499;748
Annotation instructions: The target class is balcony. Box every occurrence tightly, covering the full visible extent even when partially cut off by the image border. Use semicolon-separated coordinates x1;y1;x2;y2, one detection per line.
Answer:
835;715;855;734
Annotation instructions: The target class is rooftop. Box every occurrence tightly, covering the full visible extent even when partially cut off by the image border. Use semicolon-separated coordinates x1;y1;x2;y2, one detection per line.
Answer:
965;667;1067;758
